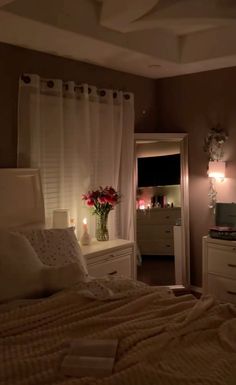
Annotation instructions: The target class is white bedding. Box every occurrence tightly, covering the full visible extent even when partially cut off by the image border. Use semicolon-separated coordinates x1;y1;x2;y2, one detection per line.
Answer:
0;277;236;385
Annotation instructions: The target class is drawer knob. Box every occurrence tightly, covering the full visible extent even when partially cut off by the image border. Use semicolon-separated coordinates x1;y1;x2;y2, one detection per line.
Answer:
227;290;236;296
165;230;171;233
165;216;170;219
227;263;236;268
166;244;171;247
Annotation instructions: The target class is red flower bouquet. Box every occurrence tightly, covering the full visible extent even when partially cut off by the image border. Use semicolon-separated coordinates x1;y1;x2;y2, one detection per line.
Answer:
82;186;121;215
82;186;121;241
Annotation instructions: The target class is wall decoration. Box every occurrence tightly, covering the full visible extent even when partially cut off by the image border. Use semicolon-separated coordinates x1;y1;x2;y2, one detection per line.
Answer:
204;125;228;209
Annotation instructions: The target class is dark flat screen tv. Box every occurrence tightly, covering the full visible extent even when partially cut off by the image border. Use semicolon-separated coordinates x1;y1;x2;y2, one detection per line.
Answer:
138;154;180;187
215;203;236;227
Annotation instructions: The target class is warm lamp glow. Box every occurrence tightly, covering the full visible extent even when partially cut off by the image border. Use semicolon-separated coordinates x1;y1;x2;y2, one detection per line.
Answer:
52;209;70;228
208;161;225;179
138;199;145;210
83;218;87;225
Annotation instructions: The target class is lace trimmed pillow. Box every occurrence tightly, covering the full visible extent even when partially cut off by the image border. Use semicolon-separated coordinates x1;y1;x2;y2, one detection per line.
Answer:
0;230;88;302
17;227;88;276
0;231;46;302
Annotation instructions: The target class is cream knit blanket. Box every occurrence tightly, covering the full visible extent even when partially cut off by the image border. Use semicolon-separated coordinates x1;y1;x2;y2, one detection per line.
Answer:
0;278;236;385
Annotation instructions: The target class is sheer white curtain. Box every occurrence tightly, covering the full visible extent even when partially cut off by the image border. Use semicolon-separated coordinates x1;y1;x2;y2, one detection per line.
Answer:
18;74;134;240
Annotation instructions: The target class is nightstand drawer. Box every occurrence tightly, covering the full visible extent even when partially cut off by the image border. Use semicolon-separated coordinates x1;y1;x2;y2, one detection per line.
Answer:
87;255;131;278
86;247;133;265
208;245;236;279
207;274;236;305
81;239;134;279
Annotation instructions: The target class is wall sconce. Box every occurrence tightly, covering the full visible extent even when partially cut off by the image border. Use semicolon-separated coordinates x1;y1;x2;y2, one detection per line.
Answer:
208;160;225;180
204;126;228;209
208;160;226;209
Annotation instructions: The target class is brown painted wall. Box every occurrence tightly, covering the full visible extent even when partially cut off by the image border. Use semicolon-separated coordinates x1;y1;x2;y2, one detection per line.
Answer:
2;42;236;287
0;43;157;167
156;68;236;286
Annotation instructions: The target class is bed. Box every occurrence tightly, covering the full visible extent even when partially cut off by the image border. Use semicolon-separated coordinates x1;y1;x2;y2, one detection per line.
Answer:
0;169;236;385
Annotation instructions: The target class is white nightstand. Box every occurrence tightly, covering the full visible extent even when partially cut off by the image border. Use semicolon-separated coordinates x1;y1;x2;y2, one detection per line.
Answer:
80;239;135;279
202;235;236;304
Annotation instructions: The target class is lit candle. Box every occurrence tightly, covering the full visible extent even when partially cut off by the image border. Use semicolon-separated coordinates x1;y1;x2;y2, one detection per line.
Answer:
83;218;88;232
139;199;145;210
80;217;91;245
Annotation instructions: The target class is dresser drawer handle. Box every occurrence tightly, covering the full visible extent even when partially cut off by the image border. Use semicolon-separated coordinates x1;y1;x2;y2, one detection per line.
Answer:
165;230;171;233
227;263;236;268
108;270;117;275
227;290;236;296
165;216;170;219
166;244;171;247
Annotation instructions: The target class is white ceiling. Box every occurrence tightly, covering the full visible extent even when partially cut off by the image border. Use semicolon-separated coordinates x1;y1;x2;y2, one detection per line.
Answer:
1;0;236;78
136;141;180;158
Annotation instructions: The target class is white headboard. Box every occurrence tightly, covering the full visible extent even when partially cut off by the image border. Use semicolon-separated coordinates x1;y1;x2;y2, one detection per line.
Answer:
0;168;45;228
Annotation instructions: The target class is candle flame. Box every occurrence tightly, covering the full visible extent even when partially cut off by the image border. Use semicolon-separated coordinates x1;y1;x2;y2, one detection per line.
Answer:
83;218;87;225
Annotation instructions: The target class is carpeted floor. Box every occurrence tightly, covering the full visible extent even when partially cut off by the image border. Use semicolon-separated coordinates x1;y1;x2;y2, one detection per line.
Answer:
137;255;175;286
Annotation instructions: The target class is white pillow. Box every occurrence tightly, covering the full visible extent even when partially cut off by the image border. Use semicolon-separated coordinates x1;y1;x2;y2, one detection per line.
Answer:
43;263;85;293
0;231;45;302
17;227;88;275
0;232;86;303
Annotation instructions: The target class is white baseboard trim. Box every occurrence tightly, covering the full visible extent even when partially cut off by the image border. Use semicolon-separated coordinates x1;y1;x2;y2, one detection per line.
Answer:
190;285;203;294
168;285;185;290
165;285;203;293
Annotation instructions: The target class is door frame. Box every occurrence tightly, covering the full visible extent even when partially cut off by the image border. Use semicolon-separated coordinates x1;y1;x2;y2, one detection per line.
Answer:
134;133;190;288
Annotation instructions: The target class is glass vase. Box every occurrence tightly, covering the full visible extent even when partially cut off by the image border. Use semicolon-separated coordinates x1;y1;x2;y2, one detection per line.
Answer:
95;212;109;241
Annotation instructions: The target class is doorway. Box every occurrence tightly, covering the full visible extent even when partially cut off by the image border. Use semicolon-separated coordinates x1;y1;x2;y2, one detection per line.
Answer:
134;133;190;289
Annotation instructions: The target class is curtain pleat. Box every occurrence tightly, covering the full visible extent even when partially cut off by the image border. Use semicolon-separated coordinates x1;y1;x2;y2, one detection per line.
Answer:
18;74;134;240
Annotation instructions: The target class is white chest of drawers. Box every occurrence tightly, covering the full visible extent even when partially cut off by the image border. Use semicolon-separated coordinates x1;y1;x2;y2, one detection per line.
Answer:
80;239;135;279
202;236;236;304
137;208;181;255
